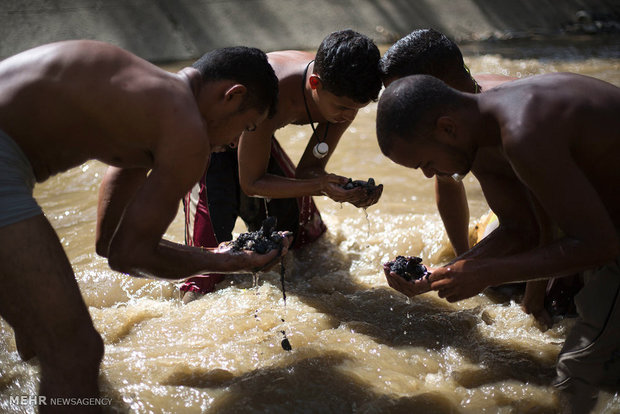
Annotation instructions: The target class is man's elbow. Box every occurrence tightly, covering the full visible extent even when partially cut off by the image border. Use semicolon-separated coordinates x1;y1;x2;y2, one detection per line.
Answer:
240;181;260;198
107;240;146;275
107;247;133;274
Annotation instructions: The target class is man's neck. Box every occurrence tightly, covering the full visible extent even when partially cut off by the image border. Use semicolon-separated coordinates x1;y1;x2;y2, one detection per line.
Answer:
178;67;203;99
473;100;502;148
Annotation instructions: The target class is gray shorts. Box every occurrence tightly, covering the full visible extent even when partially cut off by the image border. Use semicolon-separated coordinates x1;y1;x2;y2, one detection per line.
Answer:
0;128;42;228
554;256;620;408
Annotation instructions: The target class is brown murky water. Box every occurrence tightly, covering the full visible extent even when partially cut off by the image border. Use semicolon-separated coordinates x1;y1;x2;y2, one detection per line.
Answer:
1;41;619;413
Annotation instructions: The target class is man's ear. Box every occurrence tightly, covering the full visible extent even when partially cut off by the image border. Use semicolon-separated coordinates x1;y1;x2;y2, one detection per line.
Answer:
309;74;322;90
224;84;247;102
436;116;457;139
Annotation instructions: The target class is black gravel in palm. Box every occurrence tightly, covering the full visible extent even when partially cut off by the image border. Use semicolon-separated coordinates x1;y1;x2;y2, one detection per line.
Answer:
389;256;429;281
342;177;378;195
230;216;284;254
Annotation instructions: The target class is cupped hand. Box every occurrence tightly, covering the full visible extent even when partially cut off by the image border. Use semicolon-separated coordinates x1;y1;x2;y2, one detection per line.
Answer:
428;260;489;302
383;262;432;297
349;184;384;208
219;231;293;273
321;174;360;203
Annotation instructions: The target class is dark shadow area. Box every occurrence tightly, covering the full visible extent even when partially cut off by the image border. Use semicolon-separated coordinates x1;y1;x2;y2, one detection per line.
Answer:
205;353;460;414
158;351;558;413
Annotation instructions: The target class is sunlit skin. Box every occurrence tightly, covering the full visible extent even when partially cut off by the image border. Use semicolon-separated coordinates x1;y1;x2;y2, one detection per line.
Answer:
381;73;620;305
238;52;383;208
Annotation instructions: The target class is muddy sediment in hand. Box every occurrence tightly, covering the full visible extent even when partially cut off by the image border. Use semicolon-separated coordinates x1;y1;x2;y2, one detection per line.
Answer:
388;256;429;281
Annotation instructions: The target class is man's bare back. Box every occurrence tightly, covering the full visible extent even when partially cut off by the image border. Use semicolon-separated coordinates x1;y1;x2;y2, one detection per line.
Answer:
480;73;620;228
0;40;207;181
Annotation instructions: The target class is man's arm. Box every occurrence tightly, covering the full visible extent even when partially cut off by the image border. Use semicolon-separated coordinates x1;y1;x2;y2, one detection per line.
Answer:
450;168;541;263
238;119;370;205
434;74;518;255
430;135;620;302
96;166;147;257
387;167;539;299
100;132;289;280
435;176;470;255
296;120;382;208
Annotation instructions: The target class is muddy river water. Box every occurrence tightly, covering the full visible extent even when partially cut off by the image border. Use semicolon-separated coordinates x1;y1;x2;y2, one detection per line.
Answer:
1;39;619;413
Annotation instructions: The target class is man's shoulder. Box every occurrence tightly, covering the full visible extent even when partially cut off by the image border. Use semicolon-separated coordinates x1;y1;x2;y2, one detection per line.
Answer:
475;73;516;91
268;50;313;64
42;40;140;65
269;50;313;83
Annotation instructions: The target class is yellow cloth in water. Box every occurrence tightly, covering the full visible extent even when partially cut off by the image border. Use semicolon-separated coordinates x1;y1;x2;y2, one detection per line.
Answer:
472;211;498;245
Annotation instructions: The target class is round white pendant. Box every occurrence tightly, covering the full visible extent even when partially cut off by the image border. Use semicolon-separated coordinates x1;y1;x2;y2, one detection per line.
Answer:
313;142;329;159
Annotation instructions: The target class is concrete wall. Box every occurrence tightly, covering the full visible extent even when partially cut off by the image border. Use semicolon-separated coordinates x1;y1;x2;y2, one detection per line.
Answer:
1;0;619;62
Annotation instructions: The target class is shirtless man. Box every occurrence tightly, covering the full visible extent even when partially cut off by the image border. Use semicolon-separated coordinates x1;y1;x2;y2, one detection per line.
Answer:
379;28;514;256
181;29;383;301
379;29;584;326
376;73;620;412
0;40;288;412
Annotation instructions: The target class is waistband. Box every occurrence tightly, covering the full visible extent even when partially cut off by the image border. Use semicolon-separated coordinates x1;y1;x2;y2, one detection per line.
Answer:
0;128;36;189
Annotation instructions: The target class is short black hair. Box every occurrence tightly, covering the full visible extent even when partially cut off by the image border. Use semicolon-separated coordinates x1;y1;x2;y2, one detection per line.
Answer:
314;29;382;103
192;46;278;118
376;74;462;156
379;29;466;84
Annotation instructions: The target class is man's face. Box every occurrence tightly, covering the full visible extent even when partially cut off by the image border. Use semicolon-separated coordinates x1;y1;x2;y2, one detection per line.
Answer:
387;133;473;179
314;88;368;124
208;107;268;153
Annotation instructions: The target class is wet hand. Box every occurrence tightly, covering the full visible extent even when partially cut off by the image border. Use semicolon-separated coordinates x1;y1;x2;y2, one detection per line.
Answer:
383;262;432;297
251;230;293;272
348;184;383;208
321;174;358;203
428;260;488;302
218;231;293;273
